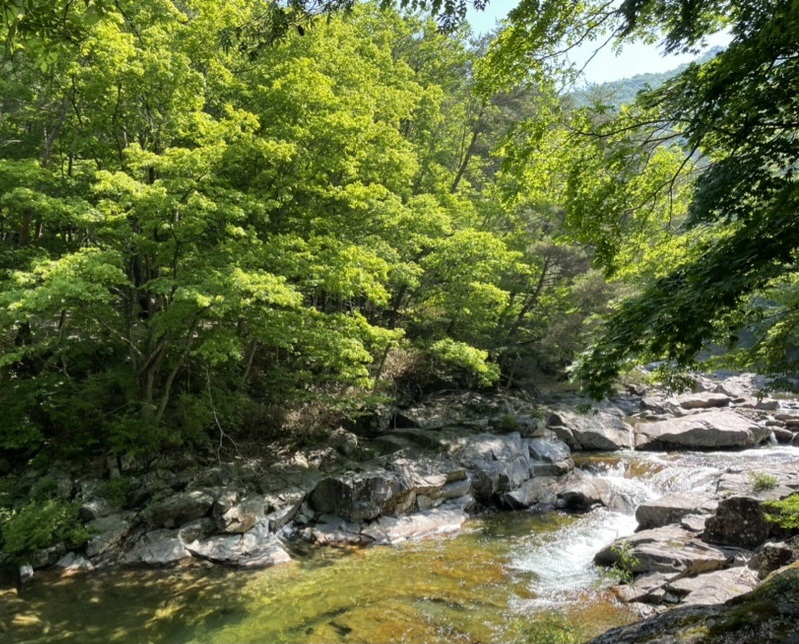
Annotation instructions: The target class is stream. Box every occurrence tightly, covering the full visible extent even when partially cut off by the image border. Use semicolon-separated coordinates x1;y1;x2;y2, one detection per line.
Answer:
3;446;797;644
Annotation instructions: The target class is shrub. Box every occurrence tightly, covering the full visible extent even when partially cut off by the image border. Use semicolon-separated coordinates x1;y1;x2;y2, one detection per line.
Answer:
1;499;89;562
749;471;779;492
765;493;799;531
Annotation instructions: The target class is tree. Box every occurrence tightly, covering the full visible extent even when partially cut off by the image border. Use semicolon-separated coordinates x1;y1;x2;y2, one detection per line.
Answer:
479;0;799;396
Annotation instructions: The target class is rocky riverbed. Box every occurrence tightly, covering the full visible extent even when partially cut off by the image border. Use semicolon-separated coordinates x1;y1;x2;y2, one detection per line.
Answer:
3;371;799;642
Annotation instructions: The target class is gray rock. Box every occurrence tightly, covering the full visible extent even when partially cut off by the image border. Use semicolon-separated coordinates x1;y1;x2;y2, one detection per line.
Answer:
596;525;730;576
635;492;718;531
672;392;731;410
216;497;265;534
636;411;771;450
558;473;619;512
611;572;673;604
528;436;574;474
548;407;632;451
749;541;796;579
147;490;214;528
19;564;34;584
703;496;770;549
667;567;758;605
177;517;216;543
125;530;190;565
187;529;291;569
500;477;559;509
85;512;134;558
55;552;94;574
309;471;411;522
303;514;372;546
361;503;469;544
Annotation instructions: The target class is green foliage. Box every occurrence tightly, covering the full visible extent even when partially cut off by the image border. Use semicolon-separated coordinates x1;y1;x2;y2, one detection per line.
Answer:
0;499;89;562
603;540;640;583
765;494;799;531
749;471;779;493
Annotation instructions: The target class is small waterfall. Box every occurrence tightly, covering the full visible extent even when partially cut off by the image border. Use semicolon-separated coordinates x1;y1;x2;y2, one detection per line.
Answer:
508;446;797;605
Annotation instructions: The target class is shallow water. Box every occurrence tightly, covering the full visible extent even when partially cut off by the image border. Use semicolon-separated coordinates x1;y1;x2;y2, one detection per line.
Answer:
3;446;797;644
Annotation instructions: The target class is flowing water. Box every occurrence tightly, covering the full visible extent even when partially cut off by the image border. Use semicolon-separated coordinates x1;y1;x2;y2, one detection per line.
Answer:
3;446;797;644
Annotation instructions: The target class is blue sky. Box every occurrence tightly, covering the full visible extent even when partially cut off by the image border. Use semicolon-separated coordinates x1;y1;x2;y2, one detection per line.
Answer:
466;3;730;84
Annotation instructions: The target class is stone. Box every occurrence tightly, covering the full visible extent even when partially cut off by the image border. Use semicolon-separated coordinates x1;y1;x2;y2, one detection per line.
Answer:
55;552;94;574
216;497;265;534
635;492;718;531
703;496;770;549
669;567;759;605
635;410;771;450
147;490;214;528
587;563;799;644
548;408;631;451
125;530;190;565
557;474;618;512
85;512;134;558
611;572;673;604
749;541;796;579
187;528;291;569
500;477;559;509
596;525;731;576
361;503;469;544
309;471;412;522
528;436;574;474
329;427;359;456
18;564;34;585
304;514;372;546
672;392;731;410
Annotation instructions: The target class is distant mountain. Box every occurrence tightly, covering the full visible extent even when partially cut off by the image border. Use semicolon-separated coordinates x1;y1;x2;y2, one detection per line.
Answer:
571;46;724;108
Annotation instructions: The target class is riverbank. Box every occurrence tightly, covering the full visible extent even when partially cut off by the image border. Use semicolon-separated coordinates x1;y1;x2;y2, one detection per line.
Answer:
2;371;799;642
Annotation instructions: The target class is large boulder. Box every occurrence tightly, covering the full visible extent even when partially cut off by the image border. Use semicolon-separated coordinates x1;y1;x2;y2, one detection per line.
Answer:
146;490;214;528
124;530;190;565
309;471;412;522
667;567;758;606
187;528;291;569
548;408;631;451
635;411;771;450
595;525;731;576
85;512;135;558
361;502;470;545
587;563;799;644
449;432;532;503
635;492;718;531
702;496;771;549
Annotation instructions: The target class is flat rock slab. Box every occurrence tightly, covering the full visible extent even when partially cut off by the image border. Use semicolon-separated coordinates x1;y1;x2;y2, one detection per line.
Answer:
187;531;291;568
635;410;771;450
635;492;717;531
125;530;189;565
596;525;730;576
668;567;758;606
362;504;469;544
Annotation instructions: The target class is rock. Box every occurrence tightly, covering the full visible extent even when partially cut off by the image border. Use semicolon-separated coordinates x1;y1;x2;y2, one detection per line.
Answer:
329;427;359;456
596;525;731;576
55;552;94;574
548;407;631;451
635;492;718;531
216;497;265;534
438;478;472;500
177;517;216;543
125;530;190;565
557;472;620;512
146;490;214;528
361;503;469;544
772;427;796;444
668;567;758;606
635;410;771;450
31;543;67;569
587;563;799;644
749;541;797;579
450;432;532;503
187;528;291;569
500;477;559;509
309;471;412;522
755;399;781;411
85;512;134;558
671;392;731;410
303;514;373;546
680;514;709;533
611;572;673;604
18;564;34;585
702;496;770;549
528;436;574;475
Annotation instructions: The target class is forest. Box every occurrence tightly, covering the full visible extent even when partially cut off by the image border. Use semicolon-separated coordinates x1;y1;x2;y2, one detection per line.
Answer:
0;0;796;464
